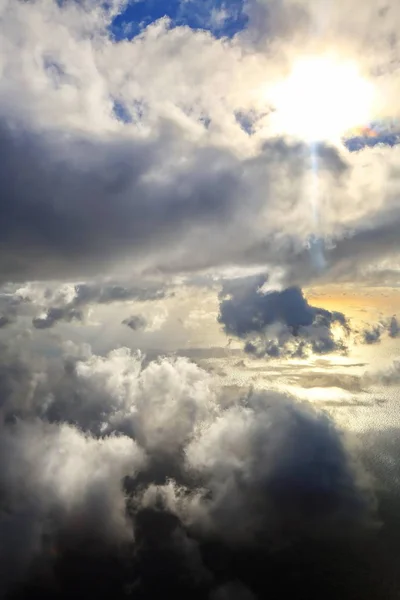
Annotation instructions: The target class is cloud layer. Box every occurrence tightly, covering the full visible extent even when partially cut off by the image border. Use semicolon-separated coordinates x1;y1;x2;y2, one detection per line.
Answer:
0;339;377;598
0;0;399;286
0;1;400;598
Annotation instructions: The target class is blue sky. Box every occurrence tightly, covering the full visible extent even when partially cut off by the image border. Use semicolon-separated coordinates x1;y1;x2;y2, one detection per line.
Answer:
109;0;249;40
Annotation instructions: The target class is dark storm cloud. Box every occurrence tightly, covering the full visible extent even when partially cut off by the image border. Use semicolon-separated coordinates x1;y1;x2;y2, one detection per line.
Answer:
218;275;349;358
0;340;378;599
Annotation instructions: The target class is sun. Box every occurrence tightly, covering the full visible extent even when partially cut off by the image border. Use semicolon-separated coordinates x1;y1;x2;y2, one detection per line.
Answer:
270;55;376;142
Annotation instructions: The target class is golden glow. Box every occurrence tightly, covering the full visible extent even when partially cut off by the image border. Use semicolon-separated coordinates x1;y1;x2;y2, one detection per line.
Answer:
270;56;376;141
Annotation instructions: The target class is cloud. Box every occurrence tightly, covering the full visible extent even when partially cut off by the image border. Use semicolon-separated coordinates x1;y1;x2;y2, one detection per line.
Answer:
361;325;382;345
0;290;25;328
122;314;148;331
0;113;350;284
0;1;400;288
0;336;377;598
1;345;219;455
189;399;369;537
0;418;145;595
359;315;399;345
244;0;400;70
0;314;13;328
5;280;167;328
0;1;399;597
388;315;400;338
32;305;83;329
218;275;349;358
362;358;400;387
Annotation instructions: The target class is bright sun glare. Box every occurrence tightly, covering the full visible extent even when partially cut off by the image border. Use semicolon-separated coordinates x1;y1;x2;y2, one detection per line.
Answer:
271;56;376;142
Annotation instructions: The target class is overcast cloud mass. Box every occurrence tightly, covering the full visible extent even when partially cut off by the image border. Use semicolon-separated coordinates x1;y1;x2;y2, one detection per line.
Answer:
1;0;400;598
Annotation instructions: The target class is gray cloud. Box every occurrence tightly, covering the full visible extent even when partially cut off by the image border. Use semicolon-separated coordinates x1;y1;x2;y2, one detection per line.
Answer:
122;314;148;331
0;315;13;328
0;291;25;328
0;118;239;282
0;337;377;598
0;1;399;597
0;418;145;596
0;0;398;292
6;280;167;329
32;306;83;329
361;325;382;345
0;116;349;284
359;315;399;345
218;275;349;358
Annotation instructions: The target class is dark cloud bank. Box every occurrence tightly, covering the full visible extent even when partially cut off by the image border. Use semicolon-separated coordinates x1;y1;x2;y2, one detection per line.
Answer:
0;114;396;287
0;340;394;600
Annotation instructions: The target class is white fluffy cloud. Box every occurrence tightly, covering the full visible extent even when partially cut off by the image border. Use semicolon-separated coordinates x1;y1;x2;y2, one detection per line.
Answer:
73;348;219;452
0;418;145;593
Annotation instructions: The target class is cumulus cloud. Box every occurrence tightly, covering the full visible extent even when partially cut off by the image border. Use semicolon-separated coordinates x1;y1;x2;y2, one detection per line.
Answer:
1;345;219;454
183;393;371;540
359;315;399;345
0;1;398;286
0;337;377;598
0;419;145;595
218;275;349;358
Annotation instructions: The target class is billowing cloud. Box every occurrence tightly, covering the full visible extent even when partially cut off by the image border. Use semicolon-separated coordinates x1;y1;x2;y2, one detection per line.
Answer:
0;418;145;595
0;337;377;598
218;275;349;357
0;1;398;287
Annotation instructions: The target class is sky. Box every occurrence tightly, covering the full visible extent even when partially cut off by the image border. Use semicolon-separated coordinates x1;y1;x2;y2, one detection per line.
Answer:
2;0;400;598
